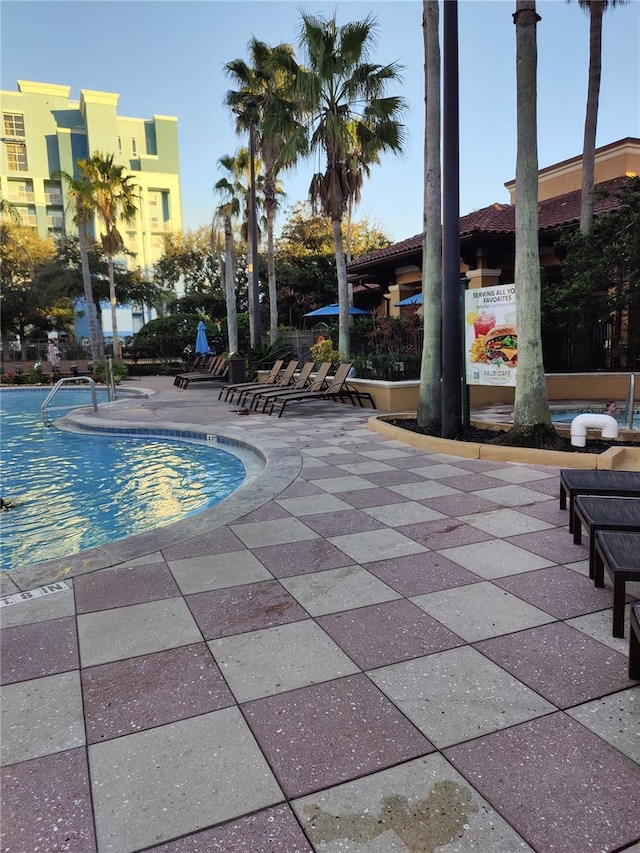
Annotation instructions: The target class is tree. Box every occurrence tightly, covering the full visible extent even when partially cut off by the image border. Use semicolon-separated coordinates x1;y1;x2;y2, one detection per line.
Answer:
53;168;101;361
576;0;627;235
214;153;246;354
225;38;302;342
553;176;640;367
78;153;138;358
153;227;226;318
0;221;62;357
499;1;558;447
288;10;407;357
274;202;391;326
416;0;442;433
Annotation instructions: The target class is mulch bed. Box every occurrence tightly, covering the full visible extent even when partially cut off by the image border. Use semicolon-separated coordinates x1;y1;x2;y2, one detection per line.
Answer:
383;419;635;455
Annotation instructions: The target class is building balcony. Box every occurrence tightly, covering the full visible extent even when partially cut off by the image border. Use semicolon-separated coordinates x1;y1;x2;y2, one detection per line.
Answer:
7;192;35;203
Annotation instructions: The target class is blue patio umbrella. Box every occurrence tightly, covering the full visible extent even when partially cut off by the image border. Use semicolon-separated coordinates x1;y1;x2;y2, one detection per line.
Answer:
304;303;371;317
394;293;423;307
195;320;210;354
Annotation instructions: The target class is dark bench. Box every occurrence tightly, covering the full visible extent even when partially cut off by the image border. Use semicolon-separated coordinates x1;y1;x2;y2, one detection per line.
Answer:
593;530;640;637
559;470;640;533
572;496;640;577
630;603;640;680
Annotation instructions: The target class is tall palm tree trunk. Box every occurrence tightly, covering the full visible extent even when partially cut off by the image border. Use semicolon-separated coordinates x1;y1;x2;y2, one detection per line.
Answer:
417;0;442;432
266;195;278;341
509;0;557;445
77;218;100;362
580;0;604;235
332;217;350;358
107;256;120;359
223;216;239;354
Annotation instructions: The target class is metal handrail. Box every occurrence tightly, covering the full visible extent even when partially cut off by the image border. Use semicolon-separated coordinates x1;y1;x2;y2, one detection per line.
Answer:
41;376;98;426
625;373;636;430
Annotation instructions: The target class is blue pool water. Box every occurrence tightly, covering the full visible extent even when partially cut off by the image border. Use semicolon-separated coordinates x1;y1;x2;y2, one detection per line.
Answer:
0;388;246;571
551;408;640;428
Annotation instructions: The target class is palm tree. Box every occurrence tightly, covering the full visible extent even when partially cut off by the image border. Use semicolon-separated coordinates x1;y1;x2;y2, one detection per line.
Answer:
53;169;101;361
289;10;407;358
505;0;557;447
576;0;627;235
214;154;242;355
417;0;442;434
78;153;138;359
225;39;301;343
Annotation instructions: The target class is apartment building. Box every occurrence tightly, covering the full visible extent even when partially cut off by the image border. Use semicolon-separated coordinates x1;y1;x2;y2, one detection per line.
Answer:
0;80;183;338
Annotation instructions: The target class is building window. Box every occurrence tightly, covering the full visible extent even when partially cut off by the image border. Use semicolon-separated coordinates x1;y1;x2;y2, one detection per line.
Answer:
118;136;122;154
3;113;25;137
131;137;137;156
6;143;28;171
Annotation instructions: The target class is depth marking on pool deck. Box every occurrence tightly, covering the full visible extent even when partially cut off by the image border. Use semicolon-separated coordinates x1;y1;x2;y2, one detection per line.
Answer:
1;581;70;607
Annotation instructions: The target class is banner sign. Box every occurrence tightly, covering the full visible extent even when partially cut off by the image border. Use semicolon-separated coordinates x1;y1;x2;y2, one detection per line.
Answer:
464;283;517;386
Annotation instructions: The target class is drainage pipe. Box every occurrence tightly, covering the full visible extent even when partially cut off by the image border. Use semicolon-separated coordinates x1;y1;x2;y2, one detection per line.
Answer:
570;414;619;447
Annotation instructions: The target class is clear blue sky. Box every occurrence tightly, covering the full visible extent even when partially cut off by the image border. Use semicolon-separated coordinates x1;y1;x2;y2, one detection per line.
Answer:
2;0;638;243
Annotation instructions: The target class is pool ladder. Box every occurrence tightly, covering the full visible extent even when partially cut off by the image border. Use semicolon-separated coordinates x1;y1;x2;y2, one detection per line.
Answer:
42;377;99;426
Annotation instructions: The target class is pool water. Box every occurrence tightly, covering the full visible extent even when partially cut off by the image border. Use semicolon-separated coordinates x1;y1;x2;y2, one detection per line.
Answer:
0;388;246;571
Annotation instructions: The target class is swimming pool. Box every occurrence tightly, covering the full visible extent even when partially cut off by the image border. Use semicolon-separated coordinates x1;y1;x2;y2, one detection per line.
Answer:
0;388;247;571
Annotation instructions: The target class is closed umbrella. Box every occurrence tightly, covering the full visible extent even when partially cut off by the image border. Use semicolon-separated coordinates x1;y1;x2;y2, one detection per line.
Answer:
394;293;422;306
195;320;210;354
304;303;371;317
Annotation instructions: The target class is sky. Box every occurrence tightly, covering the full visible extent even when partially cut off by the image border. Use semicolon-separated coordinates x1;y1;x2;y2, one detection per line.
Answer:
1;0;638;244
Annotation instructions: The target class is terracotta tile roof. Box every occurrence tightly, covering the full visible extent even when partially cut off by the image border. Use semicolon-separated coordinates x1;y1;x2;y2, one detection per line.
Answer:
347;177;629;270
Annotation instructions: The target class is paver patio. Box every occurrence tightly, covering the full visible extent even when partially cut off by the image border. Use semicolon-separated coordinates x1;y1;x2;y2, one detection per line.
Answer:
1;376;638;852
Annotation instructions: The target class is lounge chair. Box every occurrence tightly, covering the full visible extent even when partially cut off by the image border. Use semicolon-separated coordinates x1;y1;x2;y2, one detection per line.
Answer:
268;363;355;417
220;359;285;403
559;469;640;533
40;361;55;383
234;360;300;407
258;362;334;415
592;530;640;637
572;495;640;577
173;354;216;387
246;361;317;411
176;356;229;390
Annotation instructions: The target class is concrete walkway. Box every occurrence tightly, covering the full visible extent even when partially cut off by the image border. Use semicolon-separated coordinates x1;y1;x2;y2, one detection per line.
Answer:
1;377;639;852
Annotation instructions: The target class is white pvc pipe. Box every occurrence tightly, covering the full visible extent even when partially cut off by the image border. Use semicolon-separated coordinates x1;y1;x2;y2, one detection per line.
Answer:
570;413;619;447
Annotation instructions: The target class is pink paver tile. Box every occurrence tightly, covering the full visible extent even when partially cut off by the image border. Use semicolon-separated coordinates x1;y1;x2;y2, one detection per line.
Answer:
475;621;634;708
518;475;562;496
243;674;433;798
302;509;386;537
358;469;427;487
494;565;613;619
251;539;354;578
366;551;482;596
74;562;180;613
504;528;588;564
515;501;573;527
0;616;78;685
235;502;293;523
435;473;505;492
298;465;349;481
396;518;493;550
445;712;640;853
420;493;499;517
186;580;308;639
442;458;512;472
148;805;313;852
277;480;326;498
82;643;234;744
1;748;96;852
161;527;245;561
317;599;463;669
337;487;410;508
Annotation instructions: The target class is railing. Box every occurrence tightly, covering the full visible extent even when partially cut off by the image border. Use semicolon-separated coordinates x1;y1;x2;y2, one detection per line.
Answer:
41;376;98;426
624;373;636;430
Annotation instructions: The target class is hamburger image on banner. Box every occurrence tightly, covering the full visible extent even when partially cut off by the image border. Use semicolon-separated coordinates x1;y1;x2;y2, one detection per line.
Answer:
464;283;518;387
